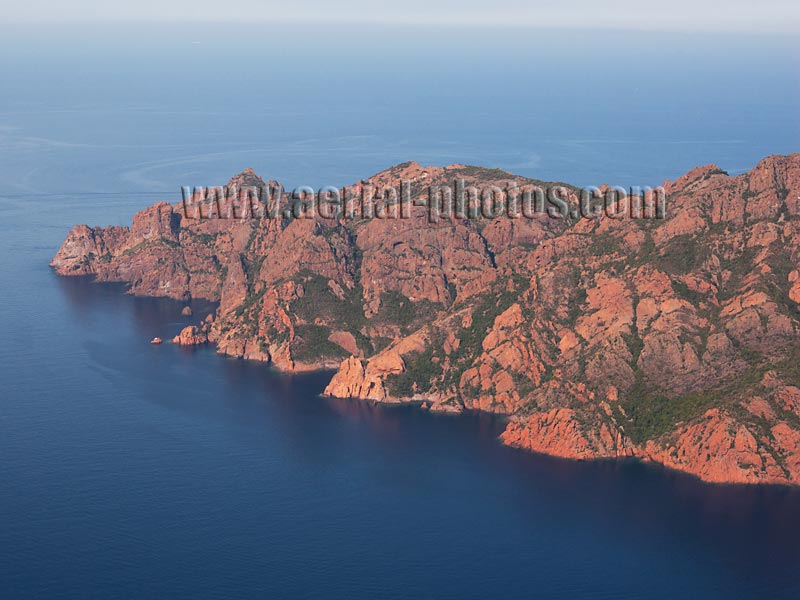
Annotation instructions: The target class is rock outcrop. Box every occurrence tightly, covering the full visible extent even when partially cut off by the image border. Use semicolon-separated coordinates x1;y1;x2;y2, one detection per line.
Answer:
53;156;800;485
172;325;209;346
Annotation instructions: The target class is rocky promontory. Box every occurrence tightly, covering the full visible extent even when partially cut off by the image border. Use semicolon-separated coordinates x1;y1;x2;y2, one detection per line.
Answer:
52;156;800;485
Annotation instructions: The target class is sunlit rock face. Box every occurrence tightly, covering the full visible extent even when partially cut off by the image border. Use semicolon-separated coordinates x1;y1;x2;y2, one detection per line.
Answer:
54;155;800;484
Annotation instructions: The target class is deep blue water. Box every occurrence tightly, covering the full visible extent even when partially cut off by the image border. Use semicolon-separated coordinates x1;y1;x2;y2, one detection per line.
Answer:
1;24;800;599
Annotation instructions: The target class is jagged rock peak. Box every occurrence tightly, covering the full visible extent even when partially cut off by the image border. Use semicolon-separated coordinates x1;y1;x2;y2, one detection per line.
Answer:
227;168;265;189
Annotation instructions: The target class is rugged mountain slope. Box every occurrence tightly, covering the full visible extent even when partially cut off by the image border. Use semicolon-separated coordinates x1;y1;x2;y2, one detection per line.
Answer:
52;156;800;484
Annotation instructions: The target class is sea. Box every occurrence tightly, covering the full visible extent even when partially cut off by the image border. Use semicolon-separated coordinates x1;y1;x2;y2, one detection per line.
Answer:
1;23;799;599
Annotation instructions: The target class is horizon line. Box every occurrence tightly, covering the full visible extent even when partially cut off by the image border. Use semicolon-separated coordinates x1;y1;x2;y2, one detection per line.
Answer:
0;17;798;35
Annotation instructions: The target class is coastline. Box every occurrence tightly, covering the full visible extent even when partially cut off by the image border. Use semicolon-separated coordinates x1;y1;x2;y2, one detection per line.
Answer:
50;155;800;487
90;290;800;488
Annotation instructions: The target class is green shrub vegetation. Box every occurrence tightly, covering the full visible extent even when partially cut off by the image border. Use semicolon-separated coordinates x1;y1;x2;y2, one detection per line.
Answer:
291;324;349;362
289;270;364;329
385;346;443;396
618;383;719;444
655;234;710;275
617;356;774;444
373;291;441;332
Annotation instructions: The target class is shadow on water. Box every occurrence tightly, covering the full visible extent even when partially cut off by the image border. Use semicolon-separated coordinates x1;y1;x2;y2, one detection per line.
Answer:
205;360;800;571
52;274;800;597
55;273;217;337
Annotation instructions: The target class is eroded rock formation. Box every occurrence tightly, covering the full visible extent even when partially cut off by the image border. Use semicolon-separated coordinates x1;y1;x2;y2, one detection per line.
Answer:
53;156;800;484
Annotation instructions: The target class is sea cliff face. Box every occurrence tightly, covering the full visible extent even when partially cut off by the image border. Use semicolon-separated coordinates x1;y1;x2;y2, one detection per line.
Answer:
52;156;800;485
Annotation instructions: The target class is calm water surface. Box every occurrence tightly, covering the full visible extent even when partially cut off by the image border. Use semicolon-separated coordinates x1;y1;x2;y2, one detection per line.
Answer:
1;24;799;599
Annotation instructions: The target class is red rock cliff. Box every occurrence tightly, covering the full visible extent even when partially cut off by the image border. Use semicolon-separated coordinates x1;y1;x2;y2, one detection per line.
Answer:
53;156;800;485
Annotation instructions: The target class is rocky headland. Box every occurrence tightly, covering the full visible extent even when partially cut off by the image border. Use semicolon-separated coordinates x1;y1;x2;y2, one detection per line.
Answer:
52;156;800;485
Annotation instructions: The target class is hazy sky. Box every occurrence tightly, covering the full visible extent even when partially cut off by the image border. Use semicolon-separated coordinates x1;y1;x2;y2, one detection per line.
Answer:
3;0;799;32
